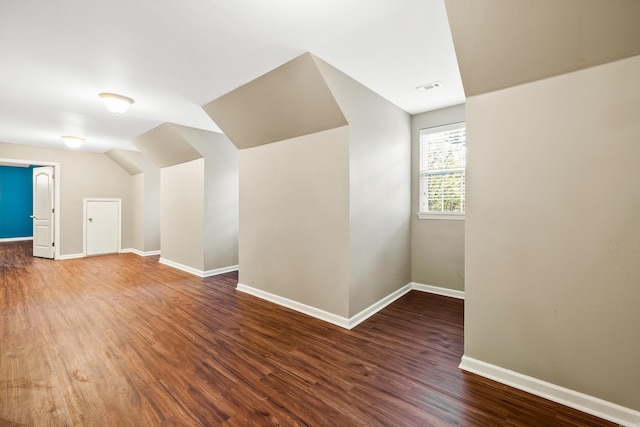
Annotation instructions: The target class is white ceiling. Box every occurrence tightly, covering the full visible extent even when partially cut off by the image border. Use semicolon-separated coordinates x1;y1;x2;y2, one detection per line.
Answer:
0;0;464;153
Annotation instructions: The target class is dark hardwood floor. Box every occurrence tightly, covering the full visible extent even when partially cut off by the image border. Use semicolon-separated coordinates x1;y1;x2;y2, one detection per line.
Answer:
1;241;616;426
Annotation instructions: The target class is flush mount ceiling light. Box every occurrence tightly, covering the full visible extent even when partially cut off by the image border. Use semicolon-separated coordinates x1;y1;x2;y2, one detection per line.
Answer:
416;81;442;91
99;92;134;114
61;135;85;148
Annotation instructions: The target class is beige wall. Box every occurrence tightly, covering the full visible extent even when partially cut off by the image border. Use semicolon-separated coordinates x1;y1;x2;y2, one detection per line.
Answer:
239;126;351;316
411;105;465;290
0;141;133;255
217;52;412;319
136;123;238;271
143;167;161;252
130;168;160;254
160;158;205;271
107;149;161;254
464;56;640;410
132;173;145;251
314;57;412;316
178;127;239;271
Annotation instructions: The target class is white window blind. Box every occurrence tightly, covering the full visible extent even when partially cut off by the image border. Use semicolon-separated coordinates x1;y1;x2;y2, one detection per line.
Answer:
419;122;466;215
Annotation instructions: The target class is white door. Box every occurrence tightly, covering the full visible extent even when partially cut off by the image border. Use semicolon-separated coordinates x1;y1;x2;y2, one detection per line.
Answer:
84;199;121;256
32;166;54;259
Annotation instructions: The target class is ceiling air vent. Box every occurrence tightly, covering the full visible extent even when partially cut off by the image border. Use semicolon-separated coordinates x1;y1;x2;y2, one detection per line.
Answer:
416;81;442;91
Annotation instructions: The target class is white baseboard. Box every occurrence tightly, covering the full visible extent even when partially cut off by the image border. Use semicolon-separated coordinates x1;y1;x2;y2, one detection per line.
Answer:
159;257;238;278
57;253;84;260
236;283;351;329
236;282;414;330
202;265;238;277
459;355;640;427
410;282;465;299
121;248;161;257
0;236;33;242
348;283;413;329
235;281;463;331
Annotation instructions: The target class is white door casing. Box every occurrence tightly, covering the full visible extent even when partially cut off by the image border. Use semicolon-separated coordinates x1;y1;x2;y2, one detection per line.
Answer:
84;199;121;256
32;166;54;259
1;158;60;259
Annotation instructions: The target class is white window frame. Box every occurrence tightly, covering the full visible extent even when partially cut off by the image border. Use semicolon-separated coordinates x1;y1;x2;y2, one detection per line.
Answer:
418;122;466;220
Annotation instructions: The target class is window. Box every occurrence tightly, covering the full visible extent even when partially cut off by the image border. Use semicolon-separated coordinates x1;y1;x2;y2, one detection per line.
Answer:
419;122;466;219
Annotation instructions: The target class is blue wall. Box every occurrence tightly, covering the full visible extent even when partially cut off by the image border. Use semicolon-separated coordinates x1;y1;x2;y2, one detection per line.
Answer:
0;166;33;239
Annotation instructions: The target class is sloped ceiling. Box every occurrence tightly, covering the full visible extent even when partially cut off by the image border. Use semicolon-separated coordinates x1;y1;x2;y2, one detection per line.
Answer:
132;122;235;168
105;150;144;175
445;0;640;96
0;1;464;153
173;125;235;159
203;52;348;150
132;123;202;168
105;149;159;175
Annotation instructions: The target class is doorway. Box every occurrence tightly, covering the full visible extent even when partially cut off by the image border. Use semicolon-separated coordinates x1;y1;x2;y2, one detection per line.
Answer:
0;158;61;259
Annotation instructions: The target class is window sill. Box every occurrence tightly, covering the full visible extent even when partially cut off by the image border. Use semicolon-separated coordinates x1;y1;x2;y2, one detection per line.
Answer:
417;213;465;220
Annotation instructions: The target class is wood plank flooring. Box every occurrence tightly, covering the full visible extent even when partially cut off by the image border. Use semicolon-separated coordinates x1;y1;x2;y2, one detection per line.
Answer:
1;241;616;426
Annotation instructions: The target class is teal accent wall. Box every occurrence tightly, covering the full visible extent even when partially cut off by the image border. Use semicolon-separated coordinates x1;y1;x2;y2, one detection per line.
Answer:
0;166;33;239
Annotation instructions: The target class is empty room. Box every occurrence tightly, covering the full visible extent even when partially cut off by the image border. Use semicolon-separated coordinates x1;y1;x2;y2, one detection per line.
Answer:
1;1;639;426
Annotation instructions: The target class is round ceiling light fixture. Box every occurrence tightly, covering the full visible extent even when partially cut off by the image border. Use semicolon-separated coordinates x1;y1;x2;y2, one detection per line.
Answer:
99;92;135;114
61;135;85;148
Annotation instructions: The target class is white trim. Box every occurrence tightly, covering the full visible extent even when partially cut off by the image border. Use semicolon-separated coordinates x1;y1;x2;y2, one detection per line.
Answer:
459;355;640;427
57;253;85;260
159;257;238;278
121;248;161;257
417;213;465;220
348;283;413;329
159;258;202;276
236;283;351;329
418;122;466;221
411;282;465;299
235;282;464;330
0;158;61;260
0;237;34;242
202;265;238;277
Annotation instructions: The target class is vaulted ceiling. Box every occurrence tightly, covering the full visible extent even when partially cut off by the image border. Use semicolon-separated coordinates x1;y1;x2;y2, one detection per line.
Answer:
3;1;638;155
0;0;464;153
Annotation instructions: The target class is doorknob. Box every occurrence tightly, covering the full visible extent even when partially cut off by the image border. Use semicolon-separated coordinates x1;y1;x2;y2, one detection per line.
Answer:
30;215;36;219
88;217;93;222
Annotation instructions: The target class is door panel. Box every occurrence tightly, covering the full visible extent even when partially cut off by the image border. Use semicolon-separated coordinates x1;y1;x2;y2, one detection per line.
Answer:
85;200;121;256
32;166;54;259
